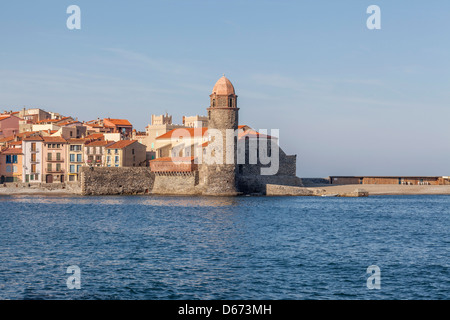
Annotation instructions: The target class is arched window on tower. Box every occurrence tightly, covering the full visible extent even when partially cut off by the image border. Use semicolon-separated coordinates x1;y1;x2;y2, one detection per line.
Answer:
212;99;216;107
229;98;233;108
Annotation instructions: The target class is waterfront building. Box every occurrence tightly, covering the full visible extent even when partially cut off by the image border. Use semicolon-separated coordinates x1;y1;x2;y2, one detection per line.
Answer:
21;136;44;183
103;118;133;138
329;176;450;186
84;140;115;167
154;127;208;159
182;115;208;128
0;114;20;139
66;138;86;182
42;136;67;183
105;140;146;167
141;113;185;158
0;148;23;183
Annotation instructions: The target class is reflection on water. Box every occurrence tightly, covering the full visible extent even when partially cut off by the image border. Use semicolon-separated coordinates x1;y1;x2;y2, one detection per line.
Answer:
0;195;240;207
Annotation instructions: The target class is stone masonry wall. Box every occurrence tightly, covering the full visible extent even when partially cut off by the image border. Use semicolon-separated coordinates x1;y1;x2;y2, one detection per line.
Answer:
151;172;199;195
80;167;154;195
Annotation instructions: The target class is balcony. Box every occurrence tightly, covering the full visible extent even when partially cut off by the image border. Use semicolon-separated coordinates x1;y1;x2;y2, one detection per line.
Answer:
45;168;65;174
30;159;40;164
46;157;64;162
30;148;39;153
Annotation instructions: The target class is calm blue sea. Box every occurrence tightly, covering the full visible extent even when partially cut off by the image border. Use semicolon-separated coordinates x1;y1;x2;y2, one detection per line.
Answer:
0;195;448;300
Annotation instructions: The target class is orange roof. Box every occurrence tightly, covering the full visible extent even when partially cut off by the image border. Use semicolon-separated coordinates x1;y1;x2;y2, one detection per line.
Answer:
1;148;23;155
22;136;44;141
0;115;11;121
84;133;104;140
238;129;274;140
103;118;132;127
9;141;22;146
156;127;208;140
67;138;87;144
150;156;194;162
106;140;138;149
85;140;114;147
43;136;67;143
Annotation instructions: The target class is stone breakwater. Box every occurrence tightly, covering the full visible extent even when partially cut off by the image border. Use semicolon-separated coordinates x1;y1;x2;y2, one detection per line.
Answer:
266;184;369;197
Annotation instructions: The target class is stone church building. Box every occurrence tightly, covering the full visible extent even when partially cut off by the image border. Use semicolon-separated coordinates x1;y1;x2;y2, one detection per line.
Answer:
149;76;303;195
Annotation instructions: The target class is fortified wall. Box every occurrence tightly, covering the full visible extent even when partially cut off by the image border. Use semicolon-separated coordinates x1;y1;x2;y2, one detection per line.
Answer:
80;167;154;195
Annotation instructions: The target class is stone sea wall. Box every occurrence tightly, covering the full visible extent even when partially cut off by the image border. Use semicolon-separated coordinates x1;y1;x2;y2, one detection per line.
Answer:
80;167;154;195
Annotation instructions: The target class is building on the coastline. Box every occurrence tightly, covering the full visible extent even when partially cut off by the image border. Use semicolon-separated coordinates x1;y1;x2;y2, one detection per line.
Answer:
42;136;67;183
148;75;302;195
183;115;208;128
66;138;86;182
154;127;209;159
105;140;146;167
0;114;20;139
103;118;133;138
329;176;450;185
0;147;23;183
21;136;44;183
84;140;115;167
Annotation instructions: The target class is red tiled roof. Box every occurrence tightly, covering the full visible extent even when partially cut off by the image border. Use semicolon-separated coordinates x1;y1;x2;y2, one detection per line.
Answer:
67;138;87;144
156;127;208;140
84;133;104;140
106;140;138;149
238;129;274;140
22;136;44;141
104;118;132;127
43;136;67;143
150;157;194;162
0;148;23;155
85;140;114;147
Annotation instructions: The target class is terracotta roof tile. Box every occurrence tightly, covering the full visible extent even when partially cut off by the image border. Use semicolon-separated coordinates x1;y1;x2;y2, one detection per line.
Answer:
156;127;208;140
42;136;67;143
106;140;138;149
0;148;23;155
104;118;132;127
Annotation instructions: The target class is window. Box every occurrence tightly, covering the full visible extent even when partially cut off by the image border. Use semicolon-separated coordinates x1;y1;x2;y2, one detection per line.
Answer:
70;154;75;162
56;164;61;172
115;149;118;154
229;98;233;107
107;156;111;162
31;164;36;173
132;149;135;155
77;154;82;162
31;143;36;152
6;165;11;173
12;166;17;173
56;144;60;149
48;153;52;161
47;164;52;172
77;165;81;173
6;155;11;163
70;165;75;173
56;153;61;161
31;153;36;162
115;156;119;163
12;155;17;163
108;149;111;154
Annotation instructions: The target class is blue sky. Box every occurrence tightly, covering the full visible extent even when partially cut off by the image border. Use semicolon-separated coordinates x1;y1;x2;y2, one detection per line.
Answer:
1;1;449;177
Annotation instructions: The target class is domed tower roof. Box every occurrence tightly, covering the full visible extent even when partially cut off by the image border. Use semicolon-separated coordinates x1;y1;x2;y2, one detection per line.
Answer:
212;75;235;96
